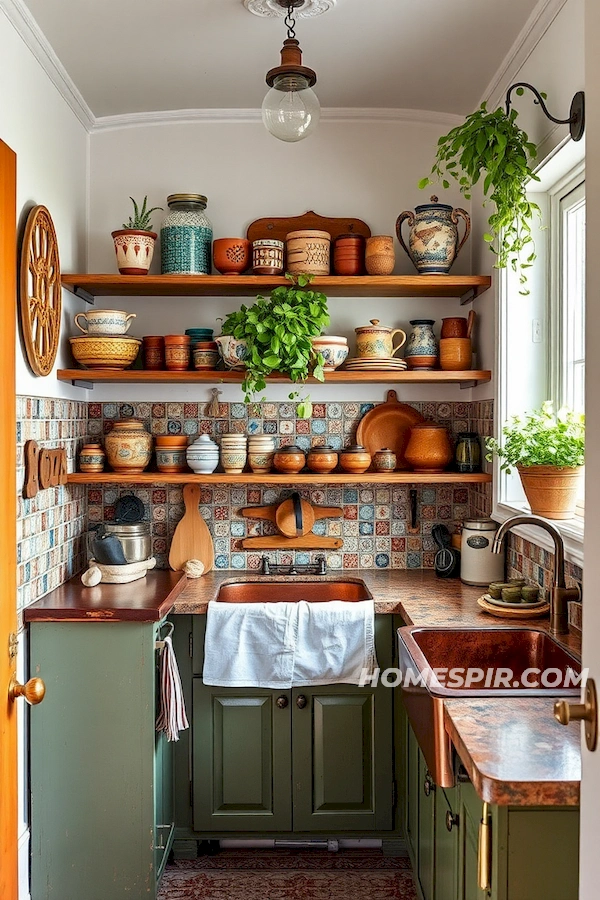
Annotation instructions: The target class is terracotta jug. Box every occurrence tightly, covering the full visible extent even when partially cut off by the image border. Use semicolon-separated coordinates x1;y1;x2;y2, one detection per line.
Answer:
396;196;471;274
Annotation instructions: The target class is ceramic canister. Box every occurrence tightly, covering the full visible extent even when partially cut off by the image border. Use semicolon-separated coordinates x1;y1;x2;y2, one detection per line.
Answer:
460;518;505;586
164;334;191;370
142;336;165;370
186;435;219;474
273;445;306;475
355;319;406;359
220;434;248;474
373;448;397;472
365;235;395;276
79;443;105;473
286;230;331;276
339;445;372;474
160;194;212;275
156;447;188;473
74;309;136;336
252;239;284;275
248;436;276;473
404;423;452;474
307;445;338;475
105;419;152;474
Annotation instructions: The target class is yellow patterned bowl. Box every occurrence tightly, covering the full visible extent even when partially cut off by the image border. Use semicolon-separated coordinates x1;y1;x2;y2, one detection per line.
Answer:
70;335;141;369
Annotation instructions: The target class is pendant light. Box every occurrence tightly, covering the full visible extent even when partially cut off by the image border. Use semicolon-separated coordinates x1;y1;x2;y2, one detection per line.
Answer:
262;0;320;142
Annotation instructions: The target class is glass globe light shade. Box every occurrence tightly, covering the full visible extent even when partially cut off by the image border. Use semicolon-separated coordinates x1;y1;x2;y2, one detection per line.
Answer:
262;74;320;143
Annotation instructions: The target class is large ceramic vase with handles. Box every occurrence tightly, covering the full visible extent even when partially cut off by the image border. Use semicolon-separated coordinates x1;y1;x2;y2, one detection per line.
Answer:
396;196;471;274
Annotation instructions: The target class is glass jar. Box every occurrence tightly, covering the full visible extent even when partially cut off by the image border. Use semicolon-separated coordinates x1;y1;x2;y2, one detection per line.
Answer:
160;193;213;275
454;432;481;473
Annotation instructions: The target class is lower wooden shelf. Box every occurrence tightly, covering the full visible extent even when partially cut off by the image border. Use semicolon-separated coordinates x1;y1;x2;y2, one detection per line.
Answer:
67;471;491;485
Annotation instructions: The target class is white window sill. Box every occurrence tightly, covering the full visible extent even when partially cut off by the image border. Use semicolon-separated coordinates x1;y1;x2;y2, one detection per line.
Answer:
492;501;584;569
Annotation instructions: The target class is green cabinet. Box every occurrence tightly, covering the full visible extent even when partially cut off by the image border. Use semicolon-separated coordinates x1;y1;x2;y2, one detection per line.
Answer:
30;620;174;900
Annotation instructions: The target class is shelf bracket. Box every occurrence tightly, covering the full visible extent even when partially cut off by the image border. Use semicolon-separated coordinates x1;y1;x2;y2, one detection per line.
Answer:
71;379;94;389
74;286;95;305
459;380;478;390
459;288;476;305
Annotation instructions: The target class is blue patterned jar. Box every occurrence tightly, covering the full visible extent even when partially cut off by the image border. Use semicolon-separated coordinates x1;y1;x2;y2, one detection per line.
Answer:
161;193;212;274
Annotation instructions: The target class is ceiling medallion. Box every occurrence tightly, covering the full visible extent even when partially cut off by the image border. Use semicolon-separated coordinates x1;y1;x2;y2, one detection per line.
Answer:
244;0;336;18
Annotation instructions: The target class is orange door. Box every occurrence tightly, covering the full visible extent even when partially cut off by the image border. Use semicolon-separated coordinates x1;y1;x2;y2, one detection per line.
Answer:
0;139;18;900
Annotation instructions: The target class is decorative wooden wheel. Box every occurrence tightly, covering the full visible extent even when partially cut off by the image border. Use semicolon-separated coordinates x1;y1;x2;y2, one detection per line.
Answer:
19;205;61;376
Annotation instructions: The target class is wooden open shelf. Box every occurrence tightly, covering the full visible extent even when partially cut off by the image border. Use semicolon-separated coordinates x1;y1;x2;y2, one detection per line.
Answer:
57;368;491;387
68;471;491;486
61;273;491;303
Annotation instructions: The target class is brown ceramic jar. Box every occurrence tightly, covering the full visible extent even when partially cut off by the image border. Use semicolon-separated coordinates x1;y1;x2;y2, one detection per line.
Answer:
440;317;468;338
164;334;191;371
142;335;165;370
404;423;453;473
307;445;339;475
365;235;395;275
333;234;365;276
105;419;153;474
339;444;372;475
273;445;307;475
79;443;105;473
373;448;397;473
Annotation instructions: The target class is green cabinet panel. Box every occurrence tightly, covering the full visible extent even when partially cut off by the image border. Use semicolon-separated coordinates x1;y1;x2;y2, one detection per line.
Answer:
418;753;436;900
406;722;420;866
507;809;579;900
193;682;292;831
456;780;486;900
435;786;458;900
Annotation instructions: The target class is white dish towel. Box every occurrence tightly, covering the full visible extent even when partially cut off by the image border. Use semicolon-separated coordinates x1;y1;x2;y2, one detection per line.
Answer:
156;635;189;742
202;599;377;688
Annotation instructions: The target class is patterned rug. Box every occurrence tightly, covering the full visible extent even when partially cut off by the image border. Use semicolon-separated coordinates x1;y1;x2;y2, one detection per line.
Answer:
158;849;417;899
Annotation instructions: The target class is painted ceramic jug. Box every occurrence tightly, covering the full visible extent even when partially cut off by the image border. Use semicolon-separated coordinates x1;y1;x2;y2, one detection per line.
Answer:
355;319;406;359
395;196;471;274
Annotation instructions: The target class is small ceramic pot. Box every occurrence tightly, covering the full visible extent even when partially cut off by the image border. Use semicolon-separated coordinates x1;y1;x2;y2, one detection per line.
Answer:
213;238;251;275
164;334;191;371
248;436;276;473
365;235;395;276
252;239;284;275
339;444;372;474
156;447;188;473
373;448;397;472
333;234;365;276
404;423;453;473
439;337;472;371
74;309;136;336
405;320;438;369
79;443;105;473
286;230;331;276
215;335;249;369
155;435;188;448
311;336;349;370
355;320;406;359
307;445;338;475
111;229;157;275
142;335;165;370
273;445;306;475
105;419;152;473
186;435;219;474
221;448;248;474
193;347;220;370
441;317;468;339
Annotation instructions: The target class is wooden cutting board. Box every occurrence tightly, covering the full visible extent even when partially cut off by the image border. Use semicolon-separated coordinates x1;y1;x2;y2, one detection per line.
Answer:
169;483;214;573
242;535;343;550
241;498;343;538
356;389;424;469
247;210;371;244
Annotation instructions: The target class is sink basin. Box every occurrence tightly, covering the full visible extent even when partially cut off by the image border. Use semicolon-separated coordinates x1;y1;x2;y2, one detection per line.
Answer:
216;579;372;603
397;626;581;787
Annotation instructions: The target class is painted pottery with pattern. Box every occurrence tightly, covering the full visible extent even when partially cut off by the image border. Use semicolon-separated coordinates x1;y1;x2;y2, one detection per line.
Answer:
396;196;471;274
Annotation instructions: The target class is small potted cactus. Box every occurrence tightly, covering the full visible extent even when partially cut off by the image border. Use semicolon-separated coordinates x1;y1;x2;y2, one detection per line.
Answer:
111;196;163;275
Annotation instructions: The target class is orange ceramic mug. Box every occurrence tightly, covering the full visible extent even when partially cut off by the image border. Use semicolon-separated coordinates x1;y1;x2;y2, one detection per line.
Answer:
439;337;472;371
440;317;468;338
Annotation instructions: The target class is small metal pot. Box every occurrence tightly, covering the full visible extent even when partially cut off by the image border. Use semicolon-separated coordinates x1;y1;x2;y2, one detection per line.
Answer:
102;522;151;563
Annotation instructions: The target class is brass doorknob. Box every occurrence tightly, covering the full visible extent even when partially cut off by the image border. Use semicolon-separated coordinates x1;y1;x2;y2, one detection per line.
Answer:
554;677;597;752
9;675;46;705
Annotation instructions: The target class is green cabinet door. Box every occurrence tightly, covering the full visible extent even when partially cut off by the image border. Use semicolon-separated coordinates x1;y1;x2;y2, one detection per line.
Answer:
418;752;436;900
435;786;458;900
193;681;292;831
406;721;420;866
457;781;493;900
291;682;393;832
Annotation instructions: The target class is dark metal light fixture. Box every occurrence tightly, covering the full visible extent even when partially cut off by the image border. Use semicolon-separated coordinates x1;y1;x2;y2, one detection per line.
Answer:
262;0;320;142
505;83;585;142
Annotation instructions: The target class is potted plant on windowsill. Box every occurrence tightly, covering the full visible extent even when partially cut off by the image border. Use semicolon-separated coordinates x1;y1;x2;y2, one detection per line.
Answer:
111;196;163;275
486;402;585;520
216;273;329;418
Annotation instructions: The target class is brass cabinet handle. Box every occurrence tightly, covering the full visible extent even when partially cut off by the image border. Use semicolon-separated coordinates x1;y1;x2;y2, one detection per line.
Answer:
423;773;435;797
9;675;46;705
478;802;491;892
554;678;598;752
446;810;459;832
276;695;289;709
296;695;307;709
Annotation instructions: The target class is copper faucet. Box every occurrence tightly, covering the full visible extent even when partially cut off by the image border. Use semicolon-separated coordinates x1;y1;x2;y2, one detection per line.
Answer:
492;515;579;635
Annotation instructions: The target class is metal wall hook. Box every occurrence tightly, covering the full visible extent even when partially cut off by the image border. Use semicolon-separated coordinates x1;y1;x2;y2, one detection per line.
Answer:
155;620;174;650
505;82;585;142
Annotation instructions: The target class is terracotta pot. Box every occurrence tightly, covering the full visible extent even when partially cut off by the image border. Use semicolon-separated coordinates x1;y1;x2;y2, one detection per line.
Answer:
79;443;105;473
286;230;331;276
365;235;395;276
517;465;583;520
164;334;191;370
273;445;306;475
340;445;372;474
252;239;284;275
441;317;468;338
111;229;157;275
404;424;453;473
373;448;397;472
142;335;165;370
213;238;251;275
439;337;472;371
155;435;188;447
105;419;152;474
333;234;365;276
193;348;220;370
307;446;339;475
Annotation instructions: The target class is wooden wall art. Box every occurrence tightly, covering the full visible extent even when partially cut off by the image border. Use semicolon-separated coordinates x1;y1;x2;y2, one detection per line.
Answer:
19;205;61;376
24;441;67;498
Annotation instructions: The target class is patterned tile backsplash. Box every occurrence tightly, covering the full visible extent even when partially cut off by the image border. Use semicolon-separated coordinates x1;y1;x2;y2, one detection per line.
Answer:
17;397;87;610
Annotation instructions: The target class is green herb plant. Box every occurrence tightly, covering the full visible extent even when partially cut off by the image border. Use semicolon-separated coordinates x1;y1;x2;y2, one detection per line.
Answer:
220;273;329;417
122;196;163;231
485;402;585;473
419;95;541;292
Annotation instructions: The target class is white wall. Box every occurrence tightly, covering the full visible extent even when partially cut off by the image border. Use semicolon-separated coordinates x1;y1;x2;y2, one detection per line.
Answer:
0;7;89;400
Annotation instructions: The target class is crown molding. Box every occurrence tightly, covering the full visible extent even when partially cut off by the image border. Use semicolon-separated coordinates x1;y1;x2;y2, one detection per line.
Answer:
479;0;570;109
92;106;463;132
0;0;94;130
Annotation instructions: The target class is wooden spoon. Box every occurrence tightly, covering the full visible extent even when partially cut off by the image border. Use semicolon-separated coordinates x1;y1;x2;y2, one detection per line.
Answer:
169;483;214;573
467;309;476;339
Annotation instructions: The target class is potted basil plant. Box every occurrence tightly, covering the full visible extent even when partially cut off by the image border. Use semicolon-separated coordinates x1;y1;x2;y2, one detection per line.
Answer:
486;402;585;520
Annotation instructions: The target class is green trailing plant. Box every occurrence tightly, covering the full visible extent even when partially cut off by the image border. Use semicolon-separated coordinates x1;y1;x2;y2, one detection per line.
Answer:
122;196;163;231
420;97;541;291
485;402;585;473
220;273;329;416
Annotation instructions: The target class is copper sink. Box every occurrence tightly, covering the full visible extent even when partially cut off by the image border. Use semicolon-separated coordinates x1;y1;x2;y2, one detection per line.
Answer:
216;579;372;603
397;626;581;787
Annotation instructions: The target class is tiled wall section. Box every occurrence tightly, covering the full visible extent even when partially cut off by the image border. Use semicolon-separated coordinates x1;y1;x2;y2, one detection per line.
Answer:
468;399;493;520
87;399;483;571
17;397;87;609
506;533;583;596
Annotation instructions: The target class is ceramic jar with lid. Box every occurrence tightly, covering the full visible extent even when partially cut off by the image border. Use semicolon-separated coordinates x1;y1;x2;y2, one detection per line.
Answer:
105;419;152;474
307;445;338;475
273;445;306;475
340;444;372;475
404;423;452;473
355;319;406;359
248;436;276;474
79;443;105;473
333;234;365;276
186;435;219;474
286;230;331;276
252;239;284;275
160;193;212;275
164;334;191;371
396;196;471;275
460;518;505;586
373;448;397;473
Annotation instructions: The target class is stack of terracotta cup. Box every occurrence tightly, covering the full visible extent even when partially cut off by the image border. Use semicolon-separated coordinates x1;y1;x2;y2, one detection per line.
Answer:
439;316;472;371
248;435;276;473
155;435;189;473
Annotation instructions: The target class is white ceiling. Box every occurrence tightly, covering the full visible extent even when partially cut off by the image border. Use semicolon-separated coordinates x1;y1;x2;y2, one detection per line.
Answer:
22;0;540;118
